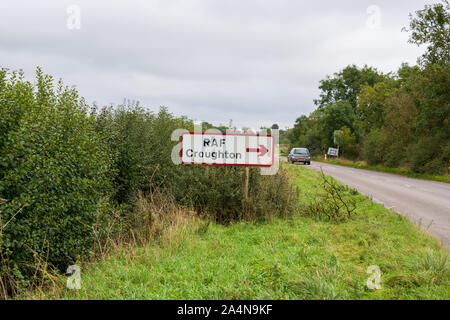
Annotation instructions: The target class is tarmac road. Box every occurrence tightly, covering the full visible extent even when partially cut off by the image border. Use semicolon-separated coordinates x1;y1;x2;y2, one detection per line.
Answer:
282;158;450;249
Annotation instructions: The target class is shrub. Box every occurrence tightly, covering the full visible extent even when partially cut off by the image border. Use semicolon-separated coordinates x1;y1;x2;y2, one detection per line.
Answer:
362;129;383;165
0;67;299;296
334;126;358;160
303;172;357;223
93;104;193;204
0;68;112;293
178;165;298;223
93;105;299;224
244;166;299;221
407;135;447;174
93;104;156;204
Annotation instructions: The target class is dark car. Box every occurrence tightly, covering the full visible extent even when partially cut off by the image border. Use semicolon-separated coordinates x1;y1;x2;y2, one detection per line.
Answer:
288;148;311;165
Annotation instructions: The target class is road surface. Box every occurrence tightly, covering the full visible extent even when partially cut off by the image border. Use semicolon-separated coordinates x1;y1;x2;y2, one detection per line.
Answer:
282;158;450;249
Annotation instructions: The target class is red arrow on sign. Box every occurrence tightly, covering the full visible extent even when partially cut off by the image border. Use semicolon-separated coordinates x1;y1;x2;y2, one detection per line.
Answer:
246;145;269;157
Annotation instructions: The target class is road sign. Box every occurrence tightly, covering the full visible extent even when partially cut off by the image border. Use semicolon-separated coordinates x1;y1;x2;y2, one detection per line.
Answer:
327;147;339;157
181;132;274;167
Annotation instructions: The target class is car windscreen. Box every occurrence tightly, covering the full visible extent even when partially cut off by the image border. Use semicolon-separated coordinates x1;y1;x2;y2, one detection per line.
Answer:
293;149;308;154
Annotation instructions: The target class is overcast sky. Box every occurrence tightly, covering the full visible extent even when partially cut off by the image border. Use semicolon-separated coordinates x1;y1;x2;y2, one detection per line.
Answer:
0;0;436;129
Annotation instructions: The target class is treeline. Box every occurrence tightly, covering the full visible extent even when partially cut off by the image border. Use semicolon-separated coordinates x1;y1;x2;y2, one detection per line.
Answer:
289;1;449;175
0;69;297;297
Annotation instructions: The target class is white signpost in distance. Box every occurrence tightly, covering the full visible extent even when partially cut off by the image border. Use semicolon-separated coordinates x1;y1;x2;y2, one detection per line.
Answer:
181;133;274;167
327;147;339;157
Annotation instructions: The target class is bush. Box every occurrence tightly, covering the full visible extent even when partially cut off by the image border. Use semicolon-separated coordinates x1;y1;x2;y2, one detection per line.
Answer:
0;68;299;297
362;129;383;165
0;68;112;293
407;135;447;174
93;105;298;224
93;104;193;204
303;172;357;223
244;166;298;222
334;127;358;160
178;165;298;223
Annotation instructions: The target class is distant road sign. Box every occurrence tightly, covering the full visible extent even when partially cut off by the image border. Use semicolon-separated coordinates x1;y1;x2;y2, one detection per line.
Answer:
327;147;339;157
181;132;274;167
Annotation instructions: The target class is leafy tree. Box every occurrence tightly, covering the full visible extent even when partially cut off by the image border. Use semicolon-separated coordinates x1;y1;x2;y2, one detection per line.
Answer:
288;115;322;155
396;63;421;90
405;0;450;65
278;129;290;144
317;101;356;147
288;115;308;144
378;92;418;167
356;82;395;134
334;127;358;159
288;1;450;174
314;65;386;109
362;129;384;165
411;63;450;137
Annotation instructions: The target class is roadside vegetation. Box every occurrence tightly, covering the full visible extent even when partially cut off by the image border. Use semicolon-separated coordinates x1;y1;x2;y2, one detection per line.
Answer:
23;164;449;300
311;157;450;183
0;69;297;298
288;1;449;176
1;1;448;300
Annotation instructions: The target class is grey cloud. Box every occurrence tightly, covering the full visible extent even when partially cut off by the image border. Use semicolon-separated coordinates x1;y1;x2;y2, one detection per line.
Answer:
0;0;435;128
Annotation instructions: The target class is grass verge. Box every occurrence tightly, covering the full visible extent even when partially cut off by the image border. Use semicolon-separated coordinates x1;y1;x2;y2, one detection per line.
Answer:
23;165;449;300
312;157;449;183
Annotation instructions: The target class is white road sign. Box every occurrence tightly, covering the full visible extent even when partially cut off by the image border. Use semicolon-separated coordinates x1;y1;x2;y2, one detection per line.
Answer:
327;147;339;157
181;133;274;167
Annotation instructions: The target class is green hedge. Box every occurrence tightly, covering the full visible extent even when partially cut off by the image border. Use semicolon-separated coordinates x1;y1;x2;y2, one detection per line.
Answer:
0;68;298;295
93;105;297;223
0;68;112;289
